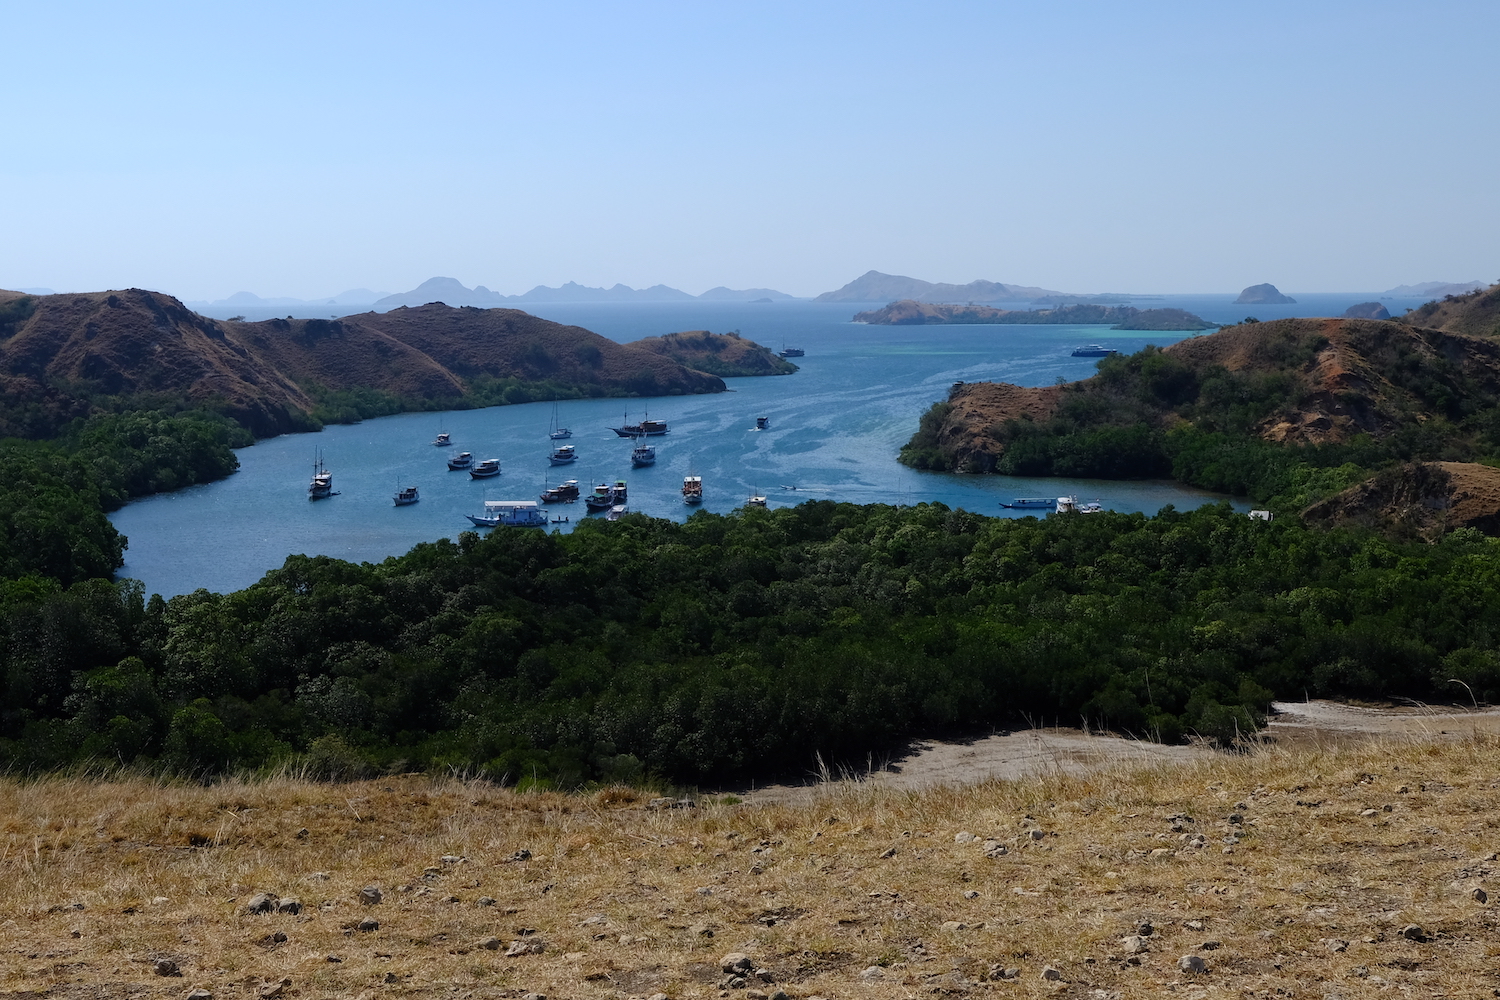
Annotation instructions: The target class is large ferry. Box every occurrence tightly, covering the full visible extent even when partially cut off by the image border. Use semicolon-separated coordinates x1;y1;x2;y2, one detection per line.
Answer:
466;500;548;528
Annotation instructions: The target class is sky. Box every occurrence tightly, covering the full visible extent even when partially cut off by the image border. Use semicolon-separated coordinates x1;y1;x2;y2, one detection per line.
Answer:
2;1;1498;300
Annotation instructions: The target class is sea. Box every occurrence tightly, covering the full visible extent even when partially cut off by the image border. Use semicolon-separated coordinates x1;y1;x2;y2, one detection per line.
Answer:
113;292;1434;598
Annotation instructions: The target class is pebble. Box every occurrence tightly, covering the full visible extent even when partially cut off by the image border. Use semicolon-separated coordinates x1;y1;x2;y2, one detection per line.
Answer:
1028;829;1046;841
359;886;382;905
1200;940;1221;950
1041;964;1062;980
277;898;301;915
879;847;897;858
477;897;497;907
1137;920;1154;936
1120;935;1149;955
521;993;546;1000
440;855;463;865
1474;888;1489;904
963;890;980;899
858;966;886;981
1360;808;1379;817
153;959;180;977
1401;924;1425;941
1183;919;1205;931
720;952;753;974
358;918;379;932
1178;954;1207;974
954;831;976;843
941;921;969;932
294;828;309;839
186;990;212;1000
1327;938;1349;953
508;849;533;862
505;939;546;956
479;937;502;951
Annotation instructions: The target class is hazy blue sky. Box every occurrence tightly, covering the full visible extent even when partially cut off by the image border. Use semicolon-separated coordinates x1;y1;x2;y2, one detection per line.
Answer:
3;2;1497;299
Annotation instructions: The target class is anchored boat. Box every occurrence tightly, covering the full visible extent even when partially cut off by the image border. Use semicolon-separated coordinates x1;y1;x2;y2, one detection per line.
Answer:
469;458;501;479
682;475;703;505
466;500;548;528
393;485;420;506
447;451;474;470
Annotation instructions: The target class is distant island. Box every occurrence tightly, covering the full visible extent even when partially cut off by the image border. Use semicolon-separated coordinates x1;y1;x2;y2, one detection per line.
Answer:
1342;301;1391;320
1383;280;1487;297
1234;282;1296;304
815;270;1065;304
624;330;797;377
853;300;1216;331
372;276;796;308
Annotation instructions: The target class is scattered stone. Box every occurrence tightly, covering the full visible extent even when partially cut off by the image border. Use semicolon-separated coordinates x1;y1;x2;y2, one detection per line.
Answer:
358;886;382;905
688;923;714;937
244;893;278;915
1327;938;1349;953
187;990;212;1000
508;849;533;862
1137;920;1154;937
954;831;976;843
1360;808;1379;818
769;992;790;1000
985;843;1009;857
580;914;608;926
1029;829;1046;841
1401;924;1425;941
479;937;502;951
1120;935;1149;954
1178;954;1207;974
477;896;497;907
879;847;897;858
358;918;379;932
721;952;754;974
988;965;1020;980
153;959;180;977
521;993;546;1000
647;995;669;1000
271;932;287;944
1040;964;1062;981
963;890;980;899
858;966;886;981
307;871;329;881
294;828;309;839
1183;919;1205;932
505;939;546;957
440;855;463;865
941;921;969;932
276;898;301;915
327;954;343;962
1474;888;1489;904
383;973;398;984
260;980;290;998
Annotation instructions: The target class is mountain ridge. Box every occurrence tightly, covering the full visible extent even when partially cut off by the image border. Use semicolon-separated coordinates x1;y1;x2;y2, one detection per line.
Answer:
373;276;797;308
814;269;1064;303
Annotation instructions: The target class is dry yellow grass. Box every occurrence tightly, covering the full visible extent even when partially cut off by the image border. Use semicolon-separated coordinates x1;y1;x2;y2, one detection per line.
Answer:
5;738;1500;998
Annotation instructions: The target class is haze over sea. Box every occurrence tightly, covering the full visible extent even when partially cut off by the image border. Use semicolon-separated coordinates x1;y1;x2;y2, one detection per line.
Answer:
112;293;1432;598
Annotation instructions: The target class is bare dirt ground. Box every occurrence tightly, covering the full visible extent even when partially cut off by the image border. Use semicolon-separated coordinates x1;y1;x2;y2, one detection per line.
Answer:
743;699;1500;805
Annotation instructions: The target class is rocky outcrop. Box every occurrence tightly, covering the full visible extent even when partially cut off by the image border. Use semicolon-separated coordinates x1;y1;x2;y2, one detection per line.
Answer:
1342;301;1391;320
1302;462;1500;540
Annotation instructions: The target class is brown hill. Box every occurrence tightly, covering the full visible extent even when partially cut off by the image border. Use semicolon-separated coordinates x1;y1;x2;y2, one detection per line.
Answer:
623;329;797;377
1402;281;1500;337
0;289;725;437
1303;461;1500;540
908;317;1500;472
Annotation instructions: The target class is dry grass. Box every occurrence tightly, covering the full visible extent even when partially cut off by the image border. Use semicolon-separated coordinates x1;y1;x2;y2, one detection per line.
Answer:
6;739;1500;998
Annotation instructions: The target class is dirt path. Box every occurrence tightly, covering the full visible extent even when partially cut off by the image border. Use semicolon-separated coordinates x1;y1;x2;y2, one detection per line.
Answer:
740;700;1500;805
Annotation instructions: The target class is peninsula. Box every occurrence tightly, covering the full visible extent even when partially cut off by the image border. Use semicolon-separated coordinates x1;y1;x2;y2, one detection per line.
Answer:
623;329;798;377
853;300;1216;331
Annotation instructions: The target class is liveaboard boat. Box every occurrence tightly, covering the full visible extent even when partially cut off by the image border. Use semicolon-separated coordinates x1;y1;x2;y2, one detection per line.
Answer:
1071;345;1118;357
584;481;615;512
393;485;420;506
446;451;474;470
539;480;580;503
746;494;768;508
549;444;578;466
682;475;703;505
778;345;804;358
611;411;668;437
1001;497;1056;509
606;504;628;521
630;438;656;467
466;500;548;528
433;431;452;447
469;458;501;479
308;452;337;500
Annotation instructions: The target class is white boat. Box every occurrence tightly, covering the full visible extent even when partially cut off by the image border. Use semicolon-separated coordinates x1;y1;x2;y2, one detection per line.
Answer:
606;503;628;521
433;431;453;447
469;458;501;479
1054;496;1103;513
746;495;768;508
308;452;337;500
631;438;656;467
755;415;770;430
1001;497;1056;509
447;451;474;470
682;475;703;505
466;500;548;528
393;485;419;506
548;403;571;440
549;444;577;465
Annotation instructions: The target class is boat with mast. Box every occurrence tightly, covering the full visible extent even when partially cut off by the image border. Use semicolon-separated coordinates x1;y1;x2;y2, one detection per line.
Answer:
630;435;656;467
540;479;580;503
548;403;571;440
611;410;668;437
308;451;337;500
433;430;452;447
447;451;474;470
682;475;703;505
393;485;420;506
549;444;578;465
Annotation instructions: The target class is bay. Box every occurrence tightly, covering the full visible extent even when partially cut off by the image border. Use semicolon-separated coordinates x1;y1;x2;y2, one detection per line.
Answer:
112;300;1246;598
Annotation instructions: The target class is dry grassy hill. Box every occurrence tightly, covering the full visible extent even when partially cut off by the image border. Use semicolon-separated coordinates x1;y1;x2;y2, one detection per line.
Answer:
5;738;1500;997
0;290;726;438
1403;282;1500;338
623;330;798;377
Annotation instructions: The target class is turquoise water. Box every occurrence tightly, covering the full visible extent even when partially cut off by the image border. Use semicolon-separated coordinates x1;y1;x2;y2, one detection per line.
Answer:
111;302;1242;598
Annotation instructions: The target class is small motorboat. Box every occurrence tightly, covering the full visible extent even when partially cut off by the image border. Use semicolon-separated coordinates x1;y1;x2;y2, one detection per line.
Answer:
466;500;548;528
682;475;703;505
540;480;581;503
469;458;501;479
755;415;770;430
393;485;420;506
447;451;474;470
434;431;452;447
631;439;656;467
746;495;768;508
549;444;578;466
